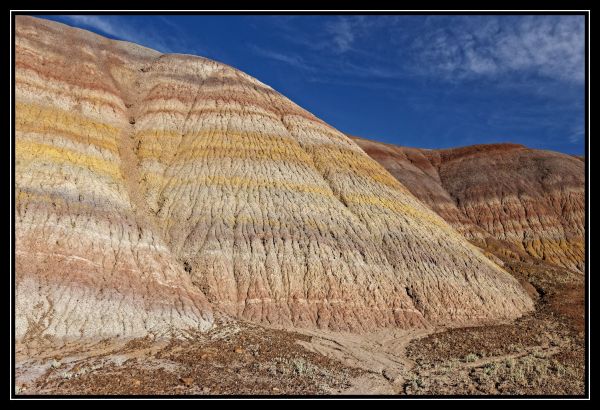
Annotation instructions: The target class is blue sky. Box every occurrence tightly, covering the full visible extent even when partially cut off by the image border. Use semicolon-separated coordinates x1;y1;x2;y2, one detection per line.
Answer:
37;14;585;155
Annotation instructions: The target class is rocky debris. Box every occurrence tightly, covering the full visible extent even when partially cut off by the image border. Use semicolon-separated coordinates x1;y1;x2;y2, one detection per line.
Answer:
403;250;585;396
382;368;401;383
15;15;533;343
352;136;585;274
180;377;194;387
16;320;364;395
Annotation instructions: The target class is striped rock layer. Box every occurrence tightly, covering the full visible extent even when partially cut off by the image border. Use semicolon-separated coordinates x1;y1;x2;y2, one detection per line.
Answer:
15;17;213;340
15;16;533;340
352;137;585;273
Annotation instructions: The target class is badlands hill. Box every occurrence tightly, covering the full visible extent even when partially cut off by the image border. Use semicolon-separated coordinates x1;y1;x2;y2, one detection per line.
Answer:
352;137;585;273
15;16;534;342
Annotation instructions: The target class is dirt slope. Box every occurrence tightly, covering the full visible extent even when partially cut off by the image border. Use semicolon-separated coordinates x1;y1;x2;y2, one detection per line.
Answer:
15;16;533;341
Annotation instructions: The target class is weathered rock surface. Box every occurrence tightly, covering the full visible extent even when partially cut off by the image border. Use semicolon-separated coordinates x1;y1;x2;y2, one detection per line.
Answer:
352;137;585;273
15;16;533;340
15;16;214;340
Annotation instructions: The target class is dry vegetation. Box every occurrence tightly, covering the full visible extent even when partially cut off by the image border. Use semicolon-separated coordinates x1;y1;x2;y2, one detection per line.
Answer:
15;245;585;396
403;247;585;396
15;318;363;396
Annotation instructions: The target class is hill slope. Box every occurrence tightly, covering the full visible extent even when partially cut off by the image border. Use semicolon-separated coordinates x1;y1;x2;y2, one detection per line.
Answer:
352;137;585;273
15;16;533;340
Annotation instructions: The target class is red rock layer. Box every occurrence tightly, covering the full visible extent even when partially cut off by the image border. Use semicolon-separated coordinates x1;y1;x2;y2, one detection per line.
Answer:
352;137;585;273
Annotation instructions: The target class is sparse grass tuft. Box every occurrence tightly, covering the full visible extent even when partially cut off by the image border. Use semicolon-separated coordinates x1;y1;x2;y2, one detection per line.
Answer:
464;353;479;363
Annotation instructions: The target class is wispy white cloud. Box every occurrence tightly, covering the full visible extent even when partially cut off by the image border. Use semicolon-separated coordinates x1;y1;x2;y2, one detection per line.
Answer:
250;45;316;71
322;16;389;54
251;15;584;148
63;15;173;53
64;16;156;48
257;15;584;86
326;18;355;53
63;15;121;37
413;16;585;83
249;16;405;81
250;44;405;85
568;123;585;143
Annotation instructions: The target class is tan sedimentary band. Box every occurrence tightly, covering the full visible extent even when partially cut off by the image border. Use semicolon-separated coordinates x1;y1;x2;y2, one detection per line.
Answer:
16;15;535;338
16;76;126;116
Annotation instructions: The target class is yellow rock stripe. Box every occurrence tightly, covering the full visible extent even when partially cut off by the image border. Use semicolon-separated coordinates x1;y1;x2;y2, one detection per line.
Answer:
16;140;122;180
345;193;454;232
16;102;121;153
145;173;334;197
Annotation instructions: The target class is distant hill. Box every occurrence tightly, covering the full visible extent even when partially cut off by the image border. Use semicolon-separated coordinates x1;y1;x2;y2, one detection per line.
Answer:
351;136;584;274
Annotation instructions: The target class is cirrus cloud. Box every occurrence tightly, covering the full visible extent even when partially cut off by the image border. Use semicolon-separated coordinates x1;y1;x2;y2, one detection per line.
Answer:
412;15;585;83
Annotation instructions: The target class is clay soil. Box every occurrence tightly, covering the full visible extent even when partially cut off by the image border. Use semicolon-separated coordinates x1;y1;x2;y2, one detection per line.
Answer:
403;247;586;396
15;247;585;396
15;317;364;396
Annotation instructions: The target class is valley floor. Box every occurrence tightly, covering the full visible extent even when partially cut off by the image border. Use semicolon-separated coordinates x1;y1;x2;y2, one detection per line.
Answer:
15;250;585;396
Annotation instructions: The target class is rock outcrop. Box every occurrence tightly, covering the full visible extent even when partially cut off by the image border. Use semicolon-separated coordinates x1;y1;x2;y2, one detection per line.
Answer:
15;16;533;340
352;137;585;273
15;17;214;340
